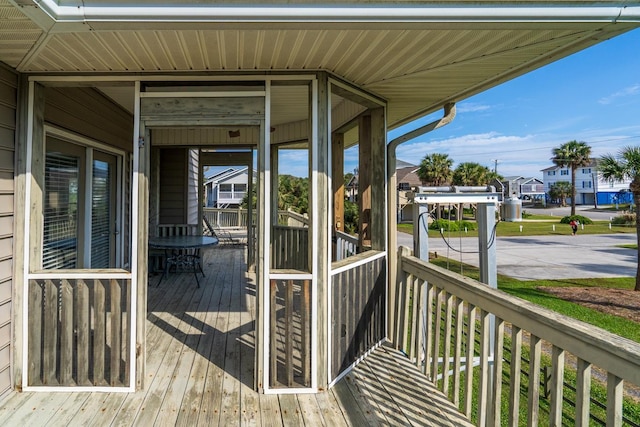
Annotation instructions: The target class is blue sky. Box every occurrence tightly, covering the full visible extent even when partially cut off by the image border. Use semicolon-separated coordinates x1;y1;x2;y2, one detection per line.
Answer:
390;28;640;180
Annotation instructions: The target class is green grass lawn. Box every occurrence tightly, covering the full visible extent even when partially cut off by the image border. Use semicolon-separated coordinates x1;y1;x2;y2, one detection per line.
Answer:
430;257;640;343
397;220;635;238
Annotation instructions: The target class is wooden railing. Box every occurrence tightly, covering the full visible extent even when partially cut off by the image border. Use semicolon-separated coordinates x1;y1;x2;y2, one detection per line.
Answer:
203;207;307;229
203;207;249;228
394;246;640;426
271;225;308;271
334;230;358;261
269;278;311;388
28;275;132;387
331;252;386;382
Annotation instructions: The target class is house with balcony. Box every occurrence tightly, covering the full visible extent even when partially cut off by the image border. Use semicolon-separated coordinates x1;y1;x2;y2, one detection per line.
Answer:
542;162;633;206
203;167;251;208
0;1;639;425
499;175;545;202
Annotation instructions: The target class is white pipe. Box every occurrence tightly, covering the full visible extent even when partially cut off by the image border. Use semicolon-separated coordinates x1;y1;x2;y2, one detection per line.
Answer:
34;1;640;23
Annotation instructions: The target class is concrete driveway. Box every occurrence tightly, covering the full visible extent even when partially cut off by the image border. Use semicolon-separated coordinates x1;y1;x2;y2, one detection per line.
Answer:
396;232;638;281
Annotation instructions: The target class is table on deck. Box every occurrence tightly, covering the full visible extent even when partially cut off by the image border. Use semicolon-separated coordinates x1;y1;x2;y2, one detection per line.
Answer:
149;235;219;287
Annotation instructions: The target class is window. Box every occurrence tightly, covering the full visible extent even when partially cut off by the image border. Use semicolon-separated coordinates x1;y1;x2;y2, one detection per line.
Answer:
560;169;569;176
43;137;121;270
582;181;592;188
547;171;556;176
43;151;80;269
582;168;591;174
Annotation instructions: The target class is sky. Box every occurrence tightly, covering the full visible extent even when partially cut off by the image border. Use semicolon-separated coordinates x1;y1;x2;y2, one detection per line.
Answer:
208;28;640;180
389;28;640;180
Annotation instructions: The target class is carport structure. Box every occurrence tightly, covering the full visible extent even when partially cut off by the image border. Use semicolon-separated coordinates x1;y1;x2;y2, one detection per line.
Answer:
1;1;640;425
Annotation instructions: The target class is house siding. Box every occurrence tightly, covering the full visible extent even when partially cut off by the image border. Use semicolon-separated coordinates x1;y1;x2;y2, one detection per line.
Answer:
0;66;17;401
159;148;188;224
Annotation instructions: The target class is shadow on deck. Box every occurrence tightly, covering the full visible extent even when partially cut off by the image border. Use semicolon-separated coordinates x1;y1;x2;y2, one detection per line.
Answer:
0;246;471;426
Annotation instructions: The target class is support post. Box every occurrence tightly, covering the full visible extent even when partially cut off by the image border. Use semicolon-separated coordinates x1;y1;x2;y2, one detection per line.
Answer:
413;202;430;262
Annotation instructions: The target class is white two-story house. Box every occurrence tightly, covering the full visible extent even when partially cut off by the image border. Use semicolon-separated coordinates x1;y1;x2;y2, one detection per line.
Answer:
542;162;633;206
204;167;251;208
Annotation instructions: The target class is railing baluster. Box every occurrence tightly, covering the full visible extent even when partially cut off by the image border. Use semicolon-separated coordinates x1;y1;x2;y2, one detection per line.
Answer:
76;279;89;385
270;280;277;387
59;279;73;385
442;291;453;396
402;273;413;353
527;335;541;427
43;279;58;385
94;279;106;385
409;275;419;362
424;282;434;377
606;373;623;427
550;345;565;426
477;309;490;426
431;287;444;385
452;296;464;407
508;326;522;427
286;279;294;386
490;316;505;427
110;279;122;386
414;278;424;370
575;358;592;427
464;304;476;419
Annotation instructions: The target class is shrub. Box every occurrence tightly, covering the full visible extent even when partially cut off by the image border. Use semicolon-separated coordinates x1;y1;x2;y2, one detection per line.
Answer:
560;215;593;225
611;213;636;226
522;210;533;219
430;219;477;232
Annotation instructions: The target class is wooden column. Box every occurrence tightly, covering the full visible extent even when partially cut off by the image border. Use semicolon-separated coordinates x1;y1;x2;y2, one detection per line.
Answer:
13;75;36;389
135;123;150;390
247;156;255;271
332;133;345;233
370;107;386;251
315;72;330;389
29;83;46;272
358;115;372;249
256;116;267;392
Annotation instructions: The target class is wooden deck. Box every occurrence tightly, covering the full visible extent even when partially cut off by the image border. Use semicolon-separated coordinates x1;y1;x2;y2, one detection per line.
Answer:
0;246;471;426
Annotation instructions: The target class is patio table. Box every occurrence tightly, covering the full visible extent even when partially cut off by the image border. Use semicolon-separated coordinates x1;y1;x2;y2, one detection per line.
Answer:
149;235;219;287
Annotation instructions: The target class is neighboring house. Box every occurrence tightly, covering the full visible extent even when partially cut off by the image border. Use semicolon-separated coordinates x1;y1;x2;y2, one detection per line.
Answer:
499;176;545;201
348;160;421;221
0;1;639;420
542;162;633;205
396;160;423;222
203;167;252;208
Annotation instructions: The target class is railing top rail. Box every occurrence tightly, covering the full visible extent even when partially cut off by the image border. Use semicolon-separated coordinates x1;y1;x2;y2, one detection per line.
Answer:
400;248;640;386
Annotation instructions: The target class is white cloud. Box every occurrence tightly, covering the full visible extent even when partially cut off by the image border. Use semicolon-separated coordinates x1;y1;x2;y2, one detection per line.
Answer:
456;102;491;113
598;84;640;105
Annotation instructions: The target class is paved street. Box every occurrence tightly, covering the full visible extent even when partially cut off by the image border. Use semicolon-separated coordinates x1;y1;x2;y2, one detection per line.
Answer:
397;225;638;281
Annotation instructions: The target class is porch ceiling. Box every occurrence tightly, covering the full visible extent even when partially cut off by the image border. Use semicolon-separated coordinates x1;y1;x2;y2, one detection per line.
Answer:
1;1;639;128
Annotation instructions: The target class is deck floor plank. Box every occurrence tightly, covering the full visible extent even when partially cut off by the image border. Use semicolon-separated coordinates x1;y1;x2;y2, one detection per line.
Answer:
0;247;474;427
218;249;243;426
155;260;220;426
196;249;234;426
175;250;230;426
238;250;261;427
314;389;350;427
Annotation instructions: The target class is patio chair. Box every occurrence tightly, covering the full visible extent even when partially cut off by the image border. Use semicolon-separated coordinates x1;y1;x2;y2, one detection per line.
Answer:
203;215;240;246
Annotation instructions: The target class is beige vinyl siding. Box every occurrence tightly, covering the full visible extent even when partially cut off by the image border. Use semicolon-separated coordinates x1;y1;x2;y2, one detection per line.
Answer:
44;87;133;152
159;148;188;224
0;65;16;401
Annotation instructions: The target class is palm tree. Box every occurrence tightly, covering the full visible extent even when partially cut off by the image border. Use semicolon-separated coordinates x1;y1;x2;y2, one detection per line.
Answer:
548;181;572;207
551;140;592;215
452;162;495;186
599;146;640;291
417;153;453;186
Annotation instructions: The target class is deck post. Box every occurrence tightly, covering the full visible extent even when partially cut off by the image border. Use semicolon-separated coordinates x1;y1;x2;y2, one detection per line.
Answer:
358;114;372;250
316;72;330;389
332;133;345;233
